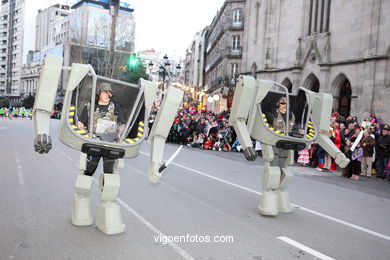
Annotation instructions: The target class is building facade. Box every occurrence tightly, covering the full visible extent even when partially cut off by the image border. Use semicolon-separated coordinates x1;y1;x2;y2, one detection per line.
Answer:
204;0;246;113
19;3;70;101
242;0;390;122
20;51;40;98
185;29;207;88
68;0;135;78
35;3;70;52
0;0;25;104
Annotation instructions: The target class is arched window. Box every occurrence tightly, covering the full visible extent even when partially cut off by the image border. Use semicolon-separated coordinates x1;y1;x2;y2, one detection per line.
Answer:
303;73;320;92
281;78;293;93
331;73;352;117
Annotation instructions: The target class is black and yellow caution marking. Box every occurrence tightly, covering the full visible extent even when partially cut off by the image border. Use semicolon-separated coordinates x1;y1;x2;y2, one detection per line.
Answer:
305;121;315;140
122;121;145;144
68;106;89;137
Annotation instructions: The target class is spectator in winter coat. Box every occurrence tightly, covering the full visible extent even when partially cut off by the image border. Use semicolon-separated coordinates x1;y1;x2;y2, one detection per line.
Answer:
375;124;390;179
351;143;363;180
360;130;375;177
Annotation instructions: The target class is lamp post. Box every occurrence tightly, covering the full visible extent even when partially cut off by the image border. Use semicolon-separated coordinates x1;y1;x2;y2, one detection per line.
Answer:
158;54;172;92
138;54;182;91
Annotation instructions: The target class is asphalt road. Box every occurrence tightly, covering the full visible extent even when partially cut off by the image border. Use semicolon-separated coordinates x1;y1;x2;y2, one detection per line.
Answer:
0;118;389;260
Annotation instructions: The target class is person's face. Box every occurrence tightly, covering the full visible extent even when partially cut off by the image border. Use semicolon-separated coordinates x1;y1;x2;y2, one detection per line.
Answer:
363;131;369;137
382;129;388;136
355;129;361;135
278;100;287;113
99;91;112;104
346;139;351;146
340;123;345;130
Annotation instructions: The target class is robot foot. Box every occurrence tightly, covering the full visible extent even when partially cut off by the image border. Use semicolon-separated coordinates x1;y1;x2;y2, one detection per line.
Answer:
258;191;278;216
276;190;294;213
71;194;93;226
96;201;125;235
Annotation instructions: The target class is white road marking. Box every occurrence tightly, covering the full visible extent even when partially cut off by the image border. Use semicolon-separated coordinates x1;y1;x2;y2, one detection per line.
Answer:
278;236;334;260
139;151;390;241
15;151;25;186
91;179;194;260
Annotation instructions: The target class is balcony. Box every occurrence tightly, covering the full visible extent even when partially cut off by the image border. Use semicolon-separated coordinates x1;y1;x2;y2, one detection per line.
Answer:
206;47;242;72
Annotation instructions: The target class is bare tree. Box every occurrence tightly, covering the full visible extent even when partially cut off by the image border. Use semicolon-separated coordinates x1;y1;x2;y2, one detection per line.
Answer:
221;73;239;94
68;8;135;78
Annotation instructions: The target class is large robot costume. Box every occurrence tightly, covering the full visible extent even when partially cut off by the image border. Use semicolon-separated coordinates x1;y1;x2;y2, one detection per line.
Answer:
32;55;183;234
230;75;349;216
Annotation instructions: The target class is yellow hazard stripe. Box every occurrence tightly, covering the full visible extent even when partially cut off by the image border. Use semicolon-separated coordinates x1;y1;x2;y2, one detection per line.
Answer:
76;129;86;134
140;122;145;126
68;106;88;138
125;138;134;143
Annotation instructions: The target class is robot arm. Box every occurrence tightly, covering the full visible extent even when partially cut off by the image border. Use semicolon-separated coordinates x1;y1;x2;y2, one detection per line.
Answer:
32;55;63;153
229;76;257;161
147;86;184;183
316;133;349;168
311;92;349;168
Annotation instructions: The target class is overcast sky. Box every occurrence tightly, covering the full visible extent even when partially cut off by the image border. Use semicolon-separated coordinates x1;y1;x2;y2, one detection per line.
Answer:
21;0;226;60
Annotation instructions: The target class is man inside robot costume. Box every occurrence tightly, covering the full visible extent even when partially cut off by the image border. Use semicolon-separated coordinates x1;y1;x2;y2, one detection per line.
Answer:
32;54;184;235
266;97;295;135
229;76;349;216
77;83;125;176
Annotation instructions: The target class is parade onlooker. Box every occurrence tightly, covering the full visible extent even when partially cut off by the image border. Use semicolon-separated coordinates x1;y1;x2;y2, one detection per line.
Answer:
360;130;375;177
297;146;310;166
361;117;371;130
341;138;353;178
375;124;390;180
351;143;363;180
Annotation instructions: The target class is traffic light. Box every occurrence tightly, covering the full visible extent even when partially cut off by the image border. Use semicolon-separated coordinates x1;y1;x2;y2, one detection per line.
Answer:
129;53;139;68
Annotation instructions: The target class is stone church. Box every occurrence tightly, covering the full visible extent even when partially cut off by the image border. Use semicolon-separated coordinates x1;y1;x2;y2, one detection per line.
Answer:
241;0;390;122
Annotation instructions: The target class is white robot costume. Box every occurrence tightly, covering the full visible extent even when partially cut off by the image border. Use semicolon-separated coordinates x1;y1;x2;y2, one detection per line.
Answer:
33;55;183;234
229;75;349;216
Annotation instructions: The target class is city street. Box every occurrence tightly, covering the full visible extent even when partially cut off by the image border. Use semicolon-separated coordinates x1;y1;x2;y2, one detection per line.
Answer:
1;118;389;260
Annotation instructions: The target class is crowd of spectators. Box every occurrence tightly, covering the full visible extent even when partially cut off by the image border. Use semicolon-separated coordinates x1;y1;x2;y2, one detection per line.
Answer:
149;104;390;181
0;107;31;119
301;112;390;181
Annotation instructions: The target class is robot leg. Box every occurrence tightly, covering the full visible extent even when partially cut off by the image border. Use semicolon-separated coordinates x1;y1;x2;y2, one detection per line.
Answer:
258;145;280;216
275;149;294;213
95;159;125;235
71;153;93;226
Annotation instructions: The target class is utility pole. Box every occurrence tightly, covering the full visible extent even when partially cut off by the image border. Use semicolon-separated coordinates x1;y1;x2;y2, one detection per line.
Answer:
108;0;120;77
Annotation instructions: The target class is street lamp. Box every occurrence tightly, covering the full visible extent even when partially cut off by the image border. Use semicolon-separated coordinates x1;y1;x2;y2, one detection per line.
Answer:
158;54;173;92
